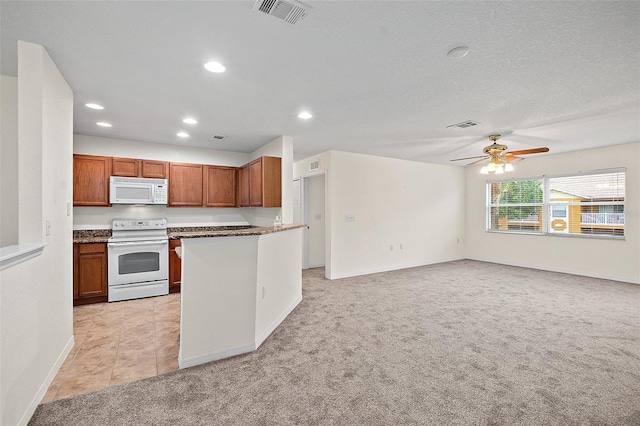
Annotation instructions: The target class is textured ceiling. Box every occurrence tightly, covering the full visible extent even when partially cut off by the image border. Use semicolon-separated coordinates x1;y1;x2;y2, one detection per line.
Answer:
1;1;639;165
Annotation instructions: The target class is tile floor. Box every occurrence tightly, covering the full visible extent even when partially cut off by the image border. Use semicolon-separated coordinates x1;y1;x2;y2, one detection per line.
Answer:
42;293;181;403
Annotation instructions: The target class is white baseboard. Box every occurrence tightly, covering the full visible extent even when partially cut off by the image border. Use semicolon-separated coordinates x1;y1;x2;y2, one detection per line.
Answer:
465;256;640;285
328;257;464;280
255;295;302;349
178;342;257;369
178;295;303;369
19;335;74;425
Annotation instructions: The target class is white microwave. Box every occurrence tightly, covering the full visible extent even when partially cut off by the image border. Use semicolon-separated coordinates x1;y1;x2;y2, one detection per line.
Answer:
110;176;168;205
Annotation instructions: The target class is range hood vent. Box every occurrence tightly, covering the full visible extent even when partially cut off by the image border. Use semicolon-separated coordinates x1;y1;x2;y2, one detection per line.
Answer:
253;0;311;25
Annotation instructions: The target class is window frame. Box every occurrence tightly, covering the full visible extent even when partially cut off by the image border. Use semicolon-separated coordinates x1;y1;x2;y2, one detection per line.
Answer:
486;168;626;240
486;176;545;235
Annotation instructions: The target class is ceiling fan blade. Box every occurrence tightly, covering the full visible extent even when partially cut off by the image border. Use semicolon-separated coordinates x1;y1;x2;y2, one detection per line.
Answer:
506;147;549;156
506;155;525;163
450;155;488;162
467;157;489;166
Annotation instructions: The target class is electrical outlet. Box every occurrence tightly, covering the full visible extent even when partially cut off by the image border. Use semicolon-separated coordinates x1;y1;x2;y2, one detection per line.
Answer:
346;214;356;222
400;244;404;250
390;245;394;251
67;202;72;216
262;287;266;299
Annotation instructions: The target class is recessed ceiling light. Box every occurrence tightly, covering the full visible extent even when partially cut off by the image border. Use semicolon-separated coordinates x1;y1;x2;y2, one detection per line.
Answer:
177;132;189;138
85;103;104;110
298;111;312;119
183;117;198;124
96;122;112;127
204;61;226;73
447;46;470;59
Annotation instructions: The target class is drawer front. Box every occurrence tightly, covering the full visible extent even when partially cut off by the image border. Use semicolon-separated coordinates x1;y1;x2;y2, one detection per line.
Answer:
79;243;106;254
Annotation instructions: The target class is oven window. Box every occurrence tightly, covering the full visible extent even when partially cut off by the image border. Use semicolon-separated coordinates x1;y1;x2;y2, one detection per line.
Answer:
118;252;160;275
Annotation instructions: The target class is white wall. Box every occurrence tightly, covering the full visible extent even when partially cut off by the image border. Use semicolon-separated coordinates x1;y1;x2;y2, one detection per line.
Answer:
73;134;293;228
465;142;640;284
1;41;74;426
179;228;302;367
254;229;302;343
0;75;19;246
74;134;250;166
248;135;294;226
295;151;466;279
294;151;333;275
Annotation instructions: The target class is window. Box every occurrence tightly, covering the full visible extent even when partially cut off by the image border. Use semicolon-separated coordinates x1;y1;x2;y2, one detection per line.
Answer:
488;178;544;233
487;169;625;239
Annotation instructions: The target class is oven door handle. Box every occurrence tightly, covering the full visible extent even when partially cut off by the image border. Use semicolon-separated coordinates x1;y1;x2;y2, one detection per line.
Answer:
107;240;168;247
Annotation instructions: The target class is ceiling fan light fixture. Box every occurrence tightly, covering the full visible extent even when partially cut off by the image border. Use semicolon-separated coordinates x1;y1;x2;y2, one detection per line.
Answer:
487;162;496;172
505;163;514;172
480;165;489;174
495;164;504;174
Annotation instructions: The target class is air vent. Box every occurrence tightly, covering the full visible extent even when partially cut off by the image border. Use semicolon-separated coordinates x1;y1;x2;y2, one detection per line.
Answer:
211;135;227;141
252;0;311;25
309;160;320;171
447;120;481;129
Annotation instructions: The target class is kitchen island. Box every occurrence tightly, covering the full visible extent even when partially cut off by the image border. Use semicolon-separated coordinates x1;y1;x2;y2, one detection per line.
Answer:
176;224;304;368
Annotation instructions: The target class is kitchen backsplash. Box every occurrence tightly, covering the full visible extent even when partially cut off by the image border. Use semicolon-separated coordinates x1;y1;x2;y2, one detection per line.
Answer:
73;206;283;230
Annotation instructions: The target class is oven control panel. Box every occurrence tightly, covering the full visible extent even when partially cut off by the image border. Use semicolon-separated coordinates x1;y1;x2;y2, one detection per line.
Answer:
112;218;167;231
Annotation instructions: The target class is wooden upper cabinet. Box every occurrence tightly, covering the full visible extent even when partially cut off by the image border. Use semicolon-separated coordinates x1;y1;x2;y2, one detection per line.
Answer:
141;160;168;179
249;156;281;207
112;157;168;179
249;159;263;207
238;165;250;207
112;157;139;177
204;166;237;207
168;162;204;207
73;154;111;206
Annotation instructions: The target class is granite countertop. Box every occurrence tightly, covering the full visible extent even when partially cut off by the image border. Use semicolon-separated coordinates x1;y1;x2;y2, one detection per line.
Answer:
73;224;306;243
168;224;305;239
73;229;111;243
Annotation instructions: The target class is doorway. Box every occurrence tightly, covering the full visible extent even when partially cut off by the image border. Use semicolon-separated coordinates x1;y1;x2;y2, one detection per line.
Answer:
293;173;326;269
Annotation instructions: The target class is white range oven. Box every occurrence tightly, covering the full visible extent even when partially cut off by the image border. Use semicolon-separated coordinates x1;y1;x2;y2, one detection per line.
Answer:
107;218;169;302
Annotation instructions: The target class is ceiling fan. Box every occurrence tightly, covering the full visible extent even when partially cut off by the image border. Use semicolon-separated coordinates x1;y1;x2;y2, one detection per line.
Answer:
450;134;549;174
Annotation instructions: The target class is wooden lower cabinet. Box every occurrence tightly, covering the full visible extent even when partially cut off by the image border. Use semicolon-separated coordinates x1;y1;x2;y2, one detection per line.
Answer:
74;243;108;305
169;239;182;293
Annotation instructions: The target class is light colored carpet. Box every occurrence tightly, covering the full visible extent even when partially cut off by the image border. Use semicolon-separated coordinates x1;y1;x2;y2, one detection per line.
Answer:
30;260;640;425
